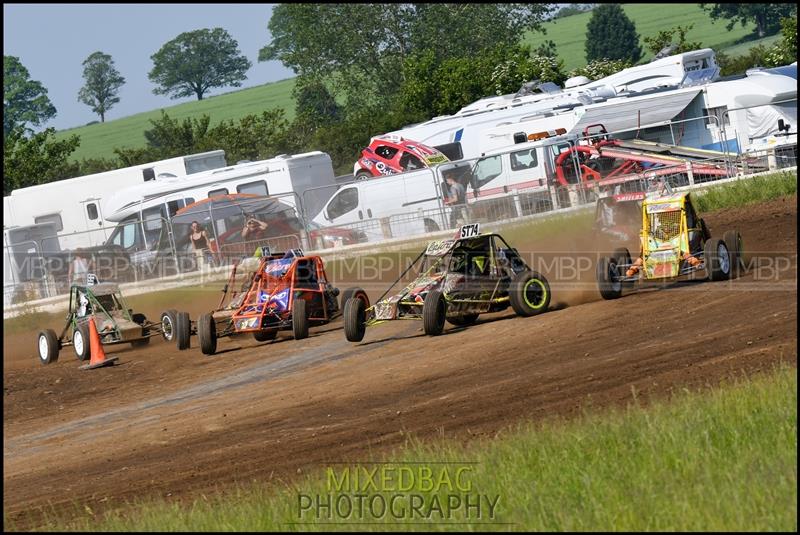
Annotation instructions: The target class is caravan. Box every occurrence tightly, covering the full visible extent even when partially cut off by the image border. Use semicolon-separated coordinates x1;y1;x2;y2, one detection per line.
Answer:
3;150;227;252
100;151;336;269
479;63;797;156
367;49;720;165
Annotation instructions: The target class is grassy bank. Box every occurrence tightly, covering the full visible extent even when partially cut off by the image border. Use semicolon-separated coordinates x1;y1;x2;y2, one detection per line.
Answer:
27;363;796;531
693;171;797;212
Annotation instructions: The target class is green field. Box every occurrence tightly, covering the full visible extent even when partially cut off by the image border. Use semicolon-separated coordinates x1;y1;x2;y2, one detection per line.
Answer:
54;78;297;162
23;363;796;531
51;4;776;163
522;3;767;70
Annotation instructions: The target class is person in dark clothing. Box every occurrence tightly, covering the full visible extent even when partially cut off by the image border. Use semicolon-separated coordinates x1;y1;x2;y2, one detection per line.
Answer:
189;221;214;266
444;171;467;228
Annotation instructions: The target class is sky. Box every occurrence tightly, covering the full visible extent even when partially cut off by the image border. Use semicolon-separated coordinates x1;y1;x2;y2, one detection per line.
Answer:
3;3;296;131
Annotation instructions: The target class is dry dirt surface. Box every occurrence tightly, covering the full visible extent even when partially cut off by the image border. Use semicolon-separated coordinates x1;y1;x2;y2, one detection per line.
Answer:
3;196;797;528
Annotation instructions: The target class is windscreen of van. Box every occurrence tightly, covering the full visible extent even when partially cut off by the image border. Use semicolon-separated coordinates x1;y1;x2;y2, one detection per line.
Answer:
473;155;503;188
326;188;359;220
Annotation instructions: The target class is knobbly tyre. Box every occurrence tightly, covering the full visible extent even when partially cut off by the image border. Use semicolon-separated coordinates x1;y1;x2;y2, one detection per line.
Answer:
185;248;369;355
342;224;551;342
595;183;743;299
37;276;175;365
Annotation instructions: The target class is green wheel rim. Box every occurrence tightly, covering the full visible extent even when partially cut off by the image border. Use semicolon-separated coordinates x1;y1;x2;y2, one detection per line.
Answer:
523;278;547;309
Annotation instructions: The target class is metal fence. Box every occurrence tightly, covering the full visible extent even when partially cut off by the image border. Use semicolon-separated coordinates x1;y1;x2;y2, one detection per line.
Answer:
4;109;797;308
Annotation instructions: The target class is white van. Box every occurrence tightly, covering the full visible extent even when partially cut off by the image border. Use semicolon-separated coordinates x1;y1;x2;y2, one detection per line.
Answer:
314;134;581;239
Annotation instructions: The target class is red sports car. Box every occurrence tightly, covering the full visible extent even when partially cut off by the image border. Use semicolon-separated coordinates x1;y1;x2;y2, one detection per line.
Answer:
354;136;449;179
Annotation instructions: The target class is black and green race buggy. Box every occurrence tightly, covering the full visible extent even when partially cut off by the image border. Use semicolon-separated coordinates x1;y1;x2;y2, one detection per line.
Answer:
36;281;173;365
342;224;552;342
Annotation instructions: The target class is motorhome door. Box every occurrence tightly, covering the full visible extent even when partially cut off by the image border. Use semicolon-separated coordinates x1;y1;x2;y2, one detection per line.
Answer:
80;197;109;246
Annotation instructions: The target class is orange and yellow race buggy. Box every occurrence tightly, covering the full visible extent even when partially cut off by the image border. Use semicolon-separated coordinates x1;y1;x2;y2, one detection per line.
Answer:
596;189;743;299
193;248;368;355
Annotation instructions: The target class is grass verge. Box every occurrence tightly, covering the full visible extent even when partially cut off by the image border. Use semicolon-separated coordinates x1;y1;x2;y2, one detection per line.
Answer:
692;171;797;212
24;363;796;531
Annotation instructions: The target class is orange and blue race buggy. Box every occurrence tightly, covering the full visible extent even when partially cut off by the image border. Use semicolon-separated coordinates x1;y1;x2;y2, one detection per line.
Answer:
595;186;743;299
194;248;368;355
342;224;551;342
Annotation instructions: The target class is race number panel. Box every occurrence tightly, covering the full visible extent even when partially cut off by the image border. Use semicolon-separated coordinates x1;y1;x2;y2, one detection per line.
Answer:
459;223;480;239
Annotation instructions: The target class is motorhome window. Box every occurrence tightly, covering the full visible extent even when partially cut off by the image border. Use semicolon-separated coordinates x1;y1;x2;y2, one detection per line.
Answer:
209;187;228;197
142;168;156;181
185;153;227;174
142;206;164;231
473;155;502;188
236;180;268;196
511;149;538;171
184;197;195;205
327;188;358;220
86;203;99;220
704;106;729;127
166;200;184;218
34;213;63;232
375;145;399;160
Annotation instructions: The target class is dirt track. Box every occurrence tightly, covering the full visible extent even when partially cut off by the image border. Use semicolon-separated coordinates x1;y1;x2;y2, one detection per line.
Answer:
3;197;797;527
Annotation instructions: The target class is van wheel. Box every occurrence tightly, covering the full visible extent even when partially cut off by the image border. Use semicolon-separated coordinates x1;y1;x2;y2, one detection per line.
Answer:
38;329;60;365
292;299;309;340
197;313;217;355
424;219;440;232
423;290;446;336
355;170;372;181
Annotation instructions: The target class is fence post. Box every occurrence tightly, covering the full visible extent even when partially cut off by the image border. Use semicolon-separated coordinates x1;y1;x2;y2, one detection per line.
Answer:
767;149;778;171
512;191;523;218
685;161;695;185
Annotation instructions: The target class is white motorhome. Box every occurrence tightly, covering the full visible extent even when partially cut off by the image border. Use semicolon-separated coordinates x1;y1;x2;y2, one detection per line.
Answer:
480;64;797;156
101;151;336;265
373;49;720;162
3;150;227;252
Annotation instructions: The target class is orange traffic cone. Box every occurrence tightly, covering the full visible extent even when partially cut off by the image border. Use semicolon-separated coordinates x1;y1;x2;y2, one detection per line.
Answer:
80;317;119;370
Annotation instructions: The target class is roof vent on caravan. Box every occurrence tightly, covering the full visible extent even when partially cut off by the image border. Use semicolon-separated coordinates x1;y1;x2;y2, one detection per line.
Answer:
564;75;591;89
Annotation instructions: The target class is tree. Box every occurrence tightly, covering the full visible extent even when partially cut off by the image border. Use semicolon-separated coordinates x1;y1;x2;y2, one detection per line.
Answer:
643;25;703;57
3;127;80;194
567;58;633;81
765;14;797;66
3;56;57;136
399;44;566;120
77;51;126;123
700;4;795;38
149;28;252;101
259;4;552;108
584;4;642;63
